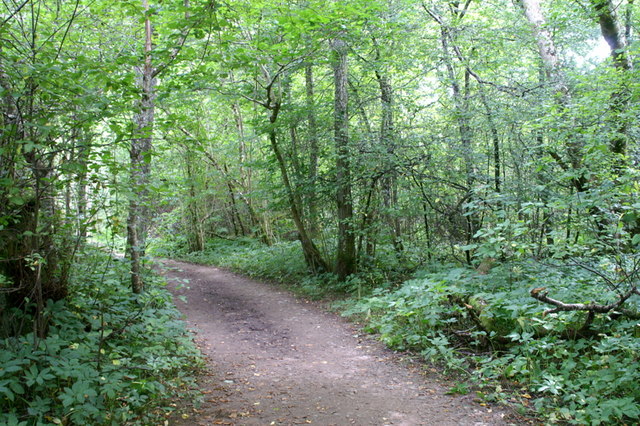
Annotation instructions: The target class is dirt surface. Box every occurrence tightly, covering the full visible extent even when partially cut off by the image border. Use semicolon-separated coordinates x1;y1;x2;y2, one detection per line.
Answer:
161;260;518;426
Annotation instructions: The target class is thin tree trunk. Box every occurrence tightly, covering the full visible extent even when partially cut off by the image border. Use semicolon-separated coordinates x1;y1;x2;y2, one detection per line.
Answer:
127;0;156;294
332;36;356;280
259;71;328;272
305;64;319;233
269;122;328;272
438;25;478;263
223;164;246;236
477;88;501;194
624;0;634;50
374;42;402;253
76;130;90;240
185;150;205;251
357;176;380;262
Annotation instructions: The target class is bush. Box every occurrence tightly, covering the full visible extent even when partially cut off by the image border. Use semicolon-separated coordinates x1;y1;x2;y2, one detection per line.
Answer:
0;247;202;425
152;237;402;299
339;261;640;424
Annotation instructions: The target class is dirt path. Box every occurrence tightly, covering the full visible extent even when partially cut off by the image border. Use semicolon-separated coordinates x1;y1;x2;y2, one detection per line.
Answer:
162;260;517;426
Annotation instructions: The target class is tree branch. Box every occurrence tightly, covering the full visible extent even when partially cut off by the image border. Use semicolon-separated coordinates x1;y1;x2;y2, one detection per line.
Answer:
530;285;639;316
1;0;30;28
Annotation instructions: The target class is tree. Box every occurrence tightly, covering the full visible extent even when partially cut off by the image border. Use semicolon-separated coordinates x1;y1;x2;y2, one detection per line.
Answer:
332;35;357;280
127;0;156;294
590;0;632;162
126;0;196;292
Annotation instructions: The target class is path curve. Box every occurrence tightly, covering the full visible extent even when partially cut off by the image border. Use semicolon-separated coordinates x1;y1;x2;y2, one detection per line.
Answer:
162;260;516;426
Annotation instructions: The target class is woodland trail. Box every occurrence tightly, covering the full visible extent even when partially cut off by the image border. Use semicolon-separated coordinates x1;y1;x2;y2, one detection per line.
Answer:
162;260;517;426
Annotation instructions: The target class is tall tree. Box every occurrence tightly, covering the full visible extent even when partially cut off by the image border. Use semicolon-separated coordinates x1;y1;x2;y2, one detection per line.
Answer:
305;63;320;234
426;5;480;263
332;35;356;280
264;68;329;272
127;0;156;294
373;36;403;252
591;0;632;160
127;0;195;292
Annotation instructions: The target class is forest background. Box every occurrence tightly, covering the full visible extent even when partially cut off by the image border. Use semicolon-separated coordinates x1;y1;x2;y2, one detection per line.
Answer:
0;0;639;424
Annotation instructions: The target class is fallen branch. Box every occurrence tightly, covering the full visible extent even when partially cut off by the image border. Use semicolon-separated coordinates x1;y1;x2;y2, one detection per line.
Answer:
530;286;640;316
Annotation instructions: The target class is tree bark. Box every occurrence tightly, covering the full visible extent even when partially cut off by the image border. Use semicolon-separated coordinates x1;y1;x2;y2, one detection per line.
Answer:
305;63;319;234
268;105;328;273
518;0;567;93
127;0;156;294
185;149;205;251
477;88;501;194
75;130;90;240
518;0;589;195
591;0;631;159
438;24;479;262
592;0;631;71
332;36;356;280
374;40;402;253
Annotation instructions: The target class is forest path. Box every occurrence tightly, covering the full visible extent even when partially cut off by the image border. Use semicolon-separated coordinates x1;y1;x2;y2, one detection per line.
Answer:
162;260;515;426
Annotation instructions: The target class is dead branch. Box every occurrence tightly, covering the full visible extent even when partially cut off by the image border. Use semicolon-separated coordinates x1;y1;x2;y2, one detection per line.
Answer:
530;285;639;316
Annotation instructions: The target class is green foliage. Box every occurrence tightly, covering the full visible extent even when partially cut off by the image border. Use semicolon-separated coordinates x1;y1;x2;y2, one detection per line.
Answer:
151;237;402;299
155;237;309;283
0;248;202;425
340;260;640;424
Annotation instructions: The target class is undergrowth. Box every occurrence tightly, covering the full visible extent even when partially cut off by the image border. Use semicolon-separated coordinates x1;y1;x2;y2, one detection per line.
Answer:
338;262;640;425
0;247;202;425
153;237;640;424
153;237;343;298
151;236;406;299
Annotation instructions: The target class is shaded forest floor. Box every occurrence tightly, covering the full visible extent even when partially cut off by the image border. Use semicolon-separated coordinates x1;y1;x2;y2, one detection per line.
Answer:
161;260;520;425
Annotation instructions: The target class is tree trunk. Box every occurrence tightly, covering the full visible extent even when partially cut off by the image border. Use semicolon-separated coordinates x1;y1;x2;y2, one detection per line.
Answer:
268;123;328;272
127;0;156;294
438;26;478;262
185;150;205;251
262;80;328;272
477;88;501;194
592;0;631;71
518;0;567;92
591;0;631;160
305;63;319;234
374;45;402;253
332;37;356;280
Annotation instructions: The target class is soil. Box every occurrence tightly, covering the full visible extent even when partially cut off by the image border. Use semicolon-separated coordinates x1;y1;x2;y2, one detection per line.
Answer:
161;260;521;426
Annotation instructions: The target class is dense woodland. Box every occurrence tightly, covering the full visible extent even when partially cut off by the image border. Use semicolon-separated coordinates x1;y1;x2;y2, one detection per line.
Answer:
1;0;639;424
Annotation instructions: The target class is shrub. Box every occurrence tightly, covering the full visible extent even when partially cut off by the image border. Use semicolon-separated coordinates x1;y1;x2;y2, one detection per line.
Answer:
0;247;202;425
340;261;640;424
